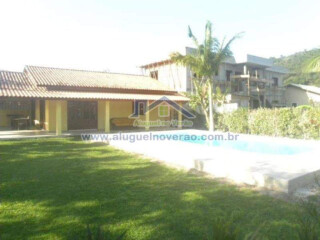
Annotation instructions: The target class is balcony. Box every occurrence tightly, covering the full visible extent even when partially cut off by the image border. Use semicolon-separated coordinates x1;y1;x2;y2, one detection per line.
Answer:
231;75;270;83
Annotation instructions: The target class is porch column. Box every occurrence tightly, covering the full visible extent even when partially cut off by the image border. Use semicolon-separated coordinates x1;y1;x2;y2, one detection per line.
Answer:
45;100;50;130
145;100;150;131
105;101;110;133
56;100;62;136
35;100;40;122
178;102;182;129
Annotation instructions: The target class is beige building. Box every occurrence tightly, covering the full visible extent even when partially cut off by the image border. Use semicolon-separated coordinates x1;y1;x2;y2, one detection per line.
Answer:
285;84;320;107
0;66;188;134
141;47;289;108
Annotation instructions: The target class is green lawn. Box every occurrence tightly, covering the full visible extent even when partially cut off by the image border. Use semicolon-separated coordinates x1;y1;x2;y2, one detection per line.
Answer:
0;138;298;239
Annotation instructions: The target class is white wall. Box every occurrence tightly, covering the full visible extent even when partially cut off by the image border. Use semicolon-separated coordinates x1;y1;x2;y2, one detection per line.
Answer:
285;86;320;106
144;63;188;92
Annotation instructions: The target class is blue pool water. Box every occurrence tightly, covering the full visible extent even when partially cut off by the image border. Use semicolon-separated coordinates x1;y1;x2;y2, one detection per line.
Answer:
159;134;315;155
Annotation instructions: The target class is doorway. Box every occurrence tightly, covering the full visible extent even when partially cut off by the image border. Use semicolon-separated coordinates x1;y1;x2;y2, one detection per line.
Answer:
68;101;98;130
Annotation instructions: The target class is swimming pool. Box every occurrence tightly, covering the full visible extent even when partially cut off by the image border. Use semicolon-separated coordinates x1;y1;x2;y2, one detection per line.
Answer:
174;133;315;155
109;130;320;192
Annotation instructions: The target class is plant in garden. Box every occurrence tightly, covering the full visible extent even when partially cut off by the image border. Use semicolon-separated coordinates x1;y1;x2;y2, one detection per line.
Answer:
295;175;320;240
207;218;267;240
220;108;249;133
216;106;320;139
73;225;126;240
170;21;241;130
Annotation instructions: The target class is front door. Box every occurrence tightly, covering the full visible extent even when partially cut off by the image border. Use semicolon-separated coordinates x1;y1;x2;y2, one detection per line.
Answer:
68;101;98;130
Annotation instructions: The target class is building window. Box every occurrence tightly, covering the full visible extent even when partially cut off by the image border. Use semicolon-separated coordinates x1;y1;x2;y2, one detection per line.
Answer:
0;99;31;110
272;77;278;87
226;70;232;81
139;102;145;115
158;105;169;117
292;103;297;107
150;71;158;80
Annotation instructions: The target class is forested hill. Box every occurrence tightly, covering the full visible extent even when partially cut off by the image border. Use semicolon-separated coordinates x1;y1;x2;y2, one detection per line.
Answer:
271;48;320;87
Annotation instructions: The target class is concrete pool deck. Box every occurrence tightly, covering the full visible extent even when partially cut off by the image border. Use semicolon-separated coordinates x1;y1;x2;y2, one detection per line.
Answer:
103;129;320;194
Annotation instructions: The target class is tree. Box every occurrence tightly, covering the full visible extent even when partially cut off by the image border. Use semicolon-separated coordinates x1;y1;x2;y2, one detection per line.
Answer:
304;54;320;73
170;21;241;131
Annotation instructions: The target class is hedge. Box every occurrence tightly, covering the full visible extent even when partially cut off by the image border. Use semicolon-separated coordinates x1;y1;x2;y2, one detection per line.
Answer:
216;106;320;139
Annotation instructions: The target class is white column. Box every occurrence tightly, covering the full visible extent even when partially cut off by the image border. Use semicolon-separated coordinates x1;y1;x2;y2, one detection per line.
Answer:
105;101;110;133
45;100;50;130
56;100;62;136
178;102;182;129
145;100;150;131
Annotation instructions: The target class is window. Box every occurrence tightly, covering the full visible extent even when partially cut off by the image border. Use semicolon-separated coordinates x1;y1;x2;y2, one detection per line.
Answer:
150;71;158;80
292;103;297;107
139;102;145;115
158;105;169;117
0;99;31;110
226;70;232;81
132;101;147;116
272;77;279;87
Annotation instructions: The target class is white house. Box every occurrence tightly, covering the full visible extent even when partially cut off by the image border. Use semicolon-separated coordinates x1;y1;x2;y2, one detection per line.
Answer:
141;47;289;109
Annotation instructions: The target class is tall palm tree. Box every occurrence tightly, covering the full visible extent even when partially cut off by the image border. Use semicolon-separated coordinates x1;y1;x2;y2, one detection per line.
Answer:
170;21;241;131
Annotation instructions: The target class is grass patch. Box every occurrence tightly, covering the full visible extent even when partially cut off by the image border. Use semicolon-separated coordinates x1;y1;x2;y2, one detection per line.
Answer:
0;137;298;239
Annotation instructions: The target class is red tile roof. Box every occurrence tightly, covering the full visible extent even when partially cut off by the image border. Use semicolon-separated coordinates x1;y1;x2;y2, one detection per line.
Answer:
0;67;189;101
26;66;175;92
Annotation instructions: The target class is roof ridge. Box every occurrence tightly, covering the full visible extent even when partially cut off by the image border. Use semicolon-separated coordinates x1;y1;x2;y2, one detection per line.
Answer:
289;83;320;95
0;70;24;74
25;65;150;78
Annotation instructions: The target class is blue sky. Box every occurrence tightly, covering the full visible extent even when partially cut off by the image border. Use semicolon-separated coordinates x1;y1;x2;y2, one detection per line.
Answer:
0;0;319;74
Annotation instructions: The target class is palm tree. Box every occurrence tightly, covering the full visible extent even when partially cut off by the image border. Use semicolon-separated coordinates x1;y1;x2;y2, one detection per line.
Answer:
304;54;320;73
170;21;241;131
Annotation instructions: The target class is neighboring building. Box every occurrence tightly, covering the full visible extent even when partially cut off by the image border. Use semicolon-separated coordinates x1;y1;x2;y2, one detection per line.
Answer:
0;66;188;134
141;47;289;108
285;83;320;107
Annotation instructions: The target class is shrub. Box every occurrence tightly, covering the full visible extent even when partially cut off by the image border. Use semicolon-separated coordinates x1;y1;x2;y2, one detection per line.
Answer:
297;107;320;139
248;108;275;136
216;108;249;133
216;107;320;139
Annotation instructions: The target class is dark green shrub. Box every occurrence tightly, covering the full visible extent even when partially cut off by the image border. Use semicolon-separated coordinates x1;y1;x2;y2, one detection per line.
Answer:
192;110;207;130
215;113;226;131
